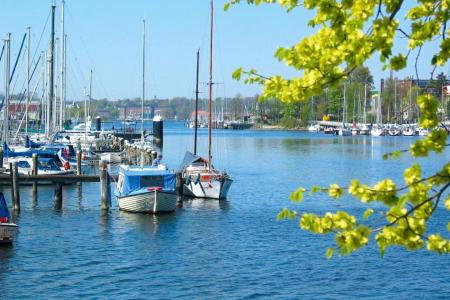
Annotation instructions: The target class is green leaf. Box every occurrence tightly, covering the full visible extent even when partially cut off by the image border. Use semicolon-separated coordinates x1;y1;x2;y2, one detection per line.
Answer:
224;2;231;11
232;67;243;80
326;247;335;259
290;187;306;203
363;208;374;219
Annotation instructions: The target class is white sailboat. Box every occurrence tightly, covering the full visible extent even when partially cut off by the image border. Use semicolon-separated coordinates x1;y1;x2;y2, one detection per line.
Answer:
181;0;232;200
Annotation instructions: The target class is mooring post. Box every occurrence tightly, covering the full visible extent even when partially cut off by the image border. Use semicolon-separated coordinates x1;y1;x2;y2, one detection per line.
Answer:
11;162;20;211
151;151;157;162
32;153;38;193
76;150;82;176
99;161;111;210
54;182;63;209
0;149;3;169
176;172;183;195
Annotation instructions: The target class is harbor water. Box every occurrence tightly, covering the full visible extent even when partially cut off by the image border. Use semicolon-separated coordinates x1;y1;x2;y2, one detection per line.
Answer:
1;121;449;299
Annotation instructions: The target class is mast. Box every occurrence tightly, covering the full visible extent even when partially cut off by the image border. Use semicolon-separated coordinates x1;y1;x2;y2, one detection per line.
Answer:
343;83;346;126
60;0;65;130
208;0;213;170
48;5;56;136
141;19;145;167
3;33;11;144
363;84;367;124
26;27;30;135
88;69;92;120
194;49;200;155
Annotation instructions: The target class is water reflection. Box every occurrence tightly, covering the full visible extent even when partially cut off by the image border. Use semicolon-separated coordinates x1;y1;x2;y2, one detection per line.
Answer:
182;197;230;211
117;210;177;235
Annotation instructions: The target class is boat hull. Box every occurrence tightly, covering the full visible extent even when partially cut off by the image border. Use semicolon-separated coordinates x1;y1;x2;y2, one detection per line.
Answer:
183;177;232;199
0;223;18;244
116;190;177;213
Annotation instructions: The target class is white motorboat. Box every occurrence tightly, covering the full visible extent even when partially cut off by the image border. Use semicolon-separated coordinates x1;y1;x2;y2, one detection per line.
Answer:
3;155;74;175
402;126;416;136
338;127;351;136
307;124;320;133
388;125;402;136
0;193;18;245
371;125;386;136
359;124;370;135
115;165;177;213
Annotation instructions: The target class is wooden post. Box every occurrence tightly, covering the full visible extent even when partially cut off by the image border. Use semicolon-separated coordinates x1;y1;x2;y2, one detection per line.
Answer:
11;162;20;211
76;150;82;176
176;172;183;195
151;151;157;162
32;153;38;193
54;182;63;209
99;161;111;210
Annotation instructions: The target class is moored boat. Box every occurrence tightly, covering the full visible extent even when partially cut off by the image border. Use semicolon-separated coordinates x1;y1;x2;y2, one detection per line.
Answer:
180;151;232;199
115;165;177;213
0;193;18;245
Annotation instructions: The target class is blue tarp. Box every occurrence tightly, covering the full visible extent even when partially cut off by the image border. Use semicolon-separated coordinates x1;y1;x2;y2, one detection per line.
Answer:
3;142;57;158
0;192;10;219
120;166;176;195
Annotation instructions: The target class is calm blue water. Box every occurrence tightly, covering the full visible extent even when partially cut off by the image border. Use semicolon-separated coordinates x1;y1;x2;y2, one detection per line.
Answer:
1;121;449;299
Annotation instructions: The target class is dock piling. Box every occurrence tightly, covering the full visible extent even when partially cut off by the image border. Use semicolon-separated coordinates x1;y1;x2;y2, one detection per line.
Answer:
54;182;63;209
32;153;38;193
99;161;111;210
11;162;20;211
76;151;82;176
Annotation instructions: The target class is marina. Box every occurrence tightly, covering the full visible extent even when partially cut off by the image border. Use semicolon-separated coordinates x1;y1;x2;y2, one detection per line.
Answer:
1;122;450;298
1;0;449;299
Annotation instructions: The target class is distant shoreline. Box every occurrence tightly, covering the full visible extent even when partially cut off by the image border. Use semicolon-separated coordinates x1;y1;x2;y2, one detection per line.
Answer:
251;125;307;131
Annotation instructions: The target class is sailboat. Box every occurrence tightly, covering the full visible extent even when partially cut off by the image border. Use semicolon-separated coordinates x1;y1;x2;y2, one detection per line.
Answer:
115;20;177;213
180;1;232;200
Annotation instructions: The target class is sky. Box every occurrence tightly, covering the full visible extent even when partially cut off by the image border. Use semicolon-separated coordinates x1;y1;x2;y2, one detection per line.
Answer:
0;0;448;102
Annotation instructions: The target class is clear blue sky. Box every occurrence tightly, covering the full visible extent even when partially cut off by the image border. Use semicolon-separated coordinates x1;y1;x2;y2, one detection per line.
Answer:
0;0;448;101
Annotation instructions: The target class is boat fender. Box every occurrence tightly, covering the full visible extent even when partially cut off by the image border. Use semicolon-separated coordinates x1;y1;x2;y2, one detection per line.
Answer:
64;162;70;170
0;217;8;223
147;186;162;192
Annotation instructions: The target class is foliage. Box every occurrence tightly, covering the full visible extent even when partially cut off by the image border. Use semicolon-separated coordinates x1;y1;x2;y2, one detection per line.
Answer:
228;0;450;256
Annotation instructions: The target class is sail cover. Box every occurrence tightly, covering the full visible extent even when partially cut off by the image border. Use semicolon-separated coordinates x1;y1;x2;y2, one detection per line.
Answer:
0;192;10;220
178;151;208;171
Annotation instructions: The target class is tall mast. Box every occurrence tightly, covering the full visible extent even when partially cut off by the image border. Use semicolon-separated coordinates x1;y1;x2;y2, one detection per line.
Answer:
26;27;30;135
60;0;65;130
194;49;200;155
48;5;56;136
88;69;92;119
3;33;11;144
208;0;213;170
363;84;367;124
141;19;146;167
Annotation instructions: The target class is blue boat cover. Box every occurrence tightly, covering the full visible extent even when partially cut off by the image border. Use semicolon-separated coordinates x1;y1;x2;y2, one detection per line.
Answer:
0;192;10;219
3;142;56;158
120;166;176;195
25;136;43;148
